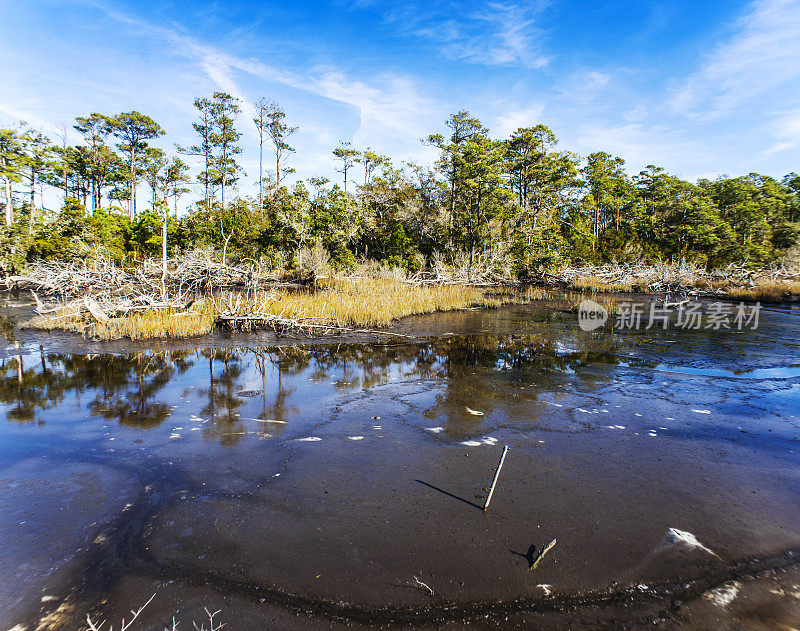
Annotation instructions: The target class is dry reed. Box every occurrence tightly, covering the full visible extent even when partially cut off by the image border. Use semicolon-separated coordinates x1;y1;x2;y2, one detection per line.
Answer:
24;277;496;340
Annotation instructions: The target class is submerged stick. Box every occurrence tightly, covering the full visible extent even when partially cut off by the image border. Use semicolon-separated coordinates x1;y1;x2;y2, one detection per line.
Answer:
531;538;557;570
483;445;509;511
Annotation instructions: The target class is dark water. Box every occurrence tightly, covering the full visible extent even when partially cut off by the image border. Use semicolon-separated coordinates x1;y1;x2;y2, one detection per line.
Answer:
1;299;800;629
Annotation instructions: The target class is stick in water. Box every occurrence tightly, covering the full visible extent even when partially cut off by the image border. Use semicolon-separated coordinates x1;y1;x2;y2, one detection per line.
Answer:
483;445;509;511
531;538;557;570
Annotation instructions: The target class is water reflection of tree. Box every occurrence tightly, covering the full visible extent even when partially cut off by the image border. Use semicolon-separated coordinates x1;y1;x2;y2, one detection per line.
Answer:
1;336;621;437
252;348;300;431
88;352;194;428
0;347;49;423
0;349;195;427
418;335;619;432
199;349;245;446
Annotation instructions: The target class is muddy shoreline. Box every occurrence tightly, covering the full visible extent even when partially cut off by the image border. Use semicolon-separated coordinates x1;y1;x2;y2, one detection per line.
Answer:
1;297;799;630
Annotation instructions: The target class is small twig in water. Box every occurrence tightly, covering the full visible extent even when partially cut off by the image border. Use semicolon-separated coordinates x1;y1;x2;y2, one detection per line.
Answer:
483;445;509;511
531;538;557;570
86;593;155;631
192;608;225;631
413;576;434;596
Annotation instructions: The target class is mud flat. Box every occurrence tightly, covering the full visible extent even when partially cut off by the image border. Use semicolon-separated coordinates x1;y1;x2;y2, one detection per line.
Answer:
0;299;799;629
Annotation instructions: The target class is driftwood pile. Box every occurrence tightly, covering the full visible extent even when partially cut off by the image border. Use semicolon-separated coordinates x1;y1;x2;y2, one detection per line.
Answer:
3;251;288;325
3;250;281;300
529;263;800;295
6;256;411;338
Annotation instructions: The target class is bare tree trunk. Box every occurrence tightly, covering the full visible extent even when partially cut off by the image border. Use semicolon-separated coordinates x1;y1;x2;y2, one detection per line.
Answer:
258;133;263;209
129;150;137;221
4;176;13;226
221;144;227;210
162;203;168;277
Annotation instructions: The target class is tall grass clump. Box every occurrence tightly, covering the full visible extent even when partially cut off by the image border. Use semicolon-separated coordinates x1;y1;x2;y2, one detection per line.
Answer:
725;281;800;302
23;278;498;339
568;276;634;293
233;277;497;327
24;303;216;341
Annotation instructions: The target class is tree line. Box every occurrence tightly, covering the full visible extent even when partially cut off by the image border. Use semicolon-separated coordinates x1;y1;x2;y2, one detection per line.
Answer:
1;93;798;274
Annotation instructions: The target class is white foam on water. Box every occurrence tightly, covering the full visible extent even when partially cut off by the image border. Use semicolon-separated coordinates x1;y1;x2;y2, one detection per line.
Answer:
348;436;364;441
425;427;444;433
703;582;740;607
659;427;668;430
664;528;718;557
635;413;642;417
40;595;57;602
537;584;552;595
648;432;657;437
6;624;26;631
665;417;675;420
577;408;589;413
481;436;498;445
296;437;322;442
373;426;382;430
190;427;201;431
549;403;563;407
692;409;711;414
169;433;180;439
460;440;482;447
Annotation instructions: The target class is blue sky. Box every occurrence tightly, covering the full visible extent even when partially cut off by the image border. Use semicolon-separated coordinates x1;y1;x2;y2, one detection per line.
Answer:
1;0;799;202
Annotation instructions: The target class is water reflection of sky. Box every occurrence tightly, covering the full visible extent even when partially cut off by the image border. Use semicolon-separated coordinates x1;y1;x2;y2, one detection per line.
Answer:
1;303;799;628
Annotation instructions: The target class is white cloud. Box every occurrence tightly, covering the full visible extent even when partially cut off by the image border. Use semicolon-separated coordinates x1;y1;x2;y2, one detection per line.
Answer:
562;122;718;180
388;1;550;69
762;108;800;155
672;0;800;116
493;103;546;136
87;2;447;178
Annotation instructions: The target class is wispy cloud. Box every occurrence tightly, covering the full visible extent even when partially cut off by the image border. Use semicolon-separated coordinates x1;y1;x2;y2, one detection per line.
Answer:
88;1;446;173
762;108;800;156
386;1;550;68
493;103;546;136
672;0;800;116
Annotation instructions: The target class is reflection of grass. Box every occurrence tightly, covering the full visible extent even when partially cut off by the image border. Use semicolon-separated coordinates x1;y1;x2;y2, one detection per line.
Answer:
24;278;497;340
568;295;619;316
725;281;800;302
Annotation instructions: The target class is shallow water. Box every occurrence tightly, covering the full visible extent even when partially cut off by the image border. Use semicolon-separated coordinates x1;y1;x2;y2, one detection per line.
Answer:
1;298;800;629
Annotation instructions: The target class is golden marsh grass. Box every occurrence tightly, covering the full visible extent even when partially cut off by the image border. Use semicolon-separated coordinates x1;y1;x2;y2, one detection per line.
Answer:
24;277;498;340
725;281;800;302
25;305;216;340
569;277;634;293
234;277;498;327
